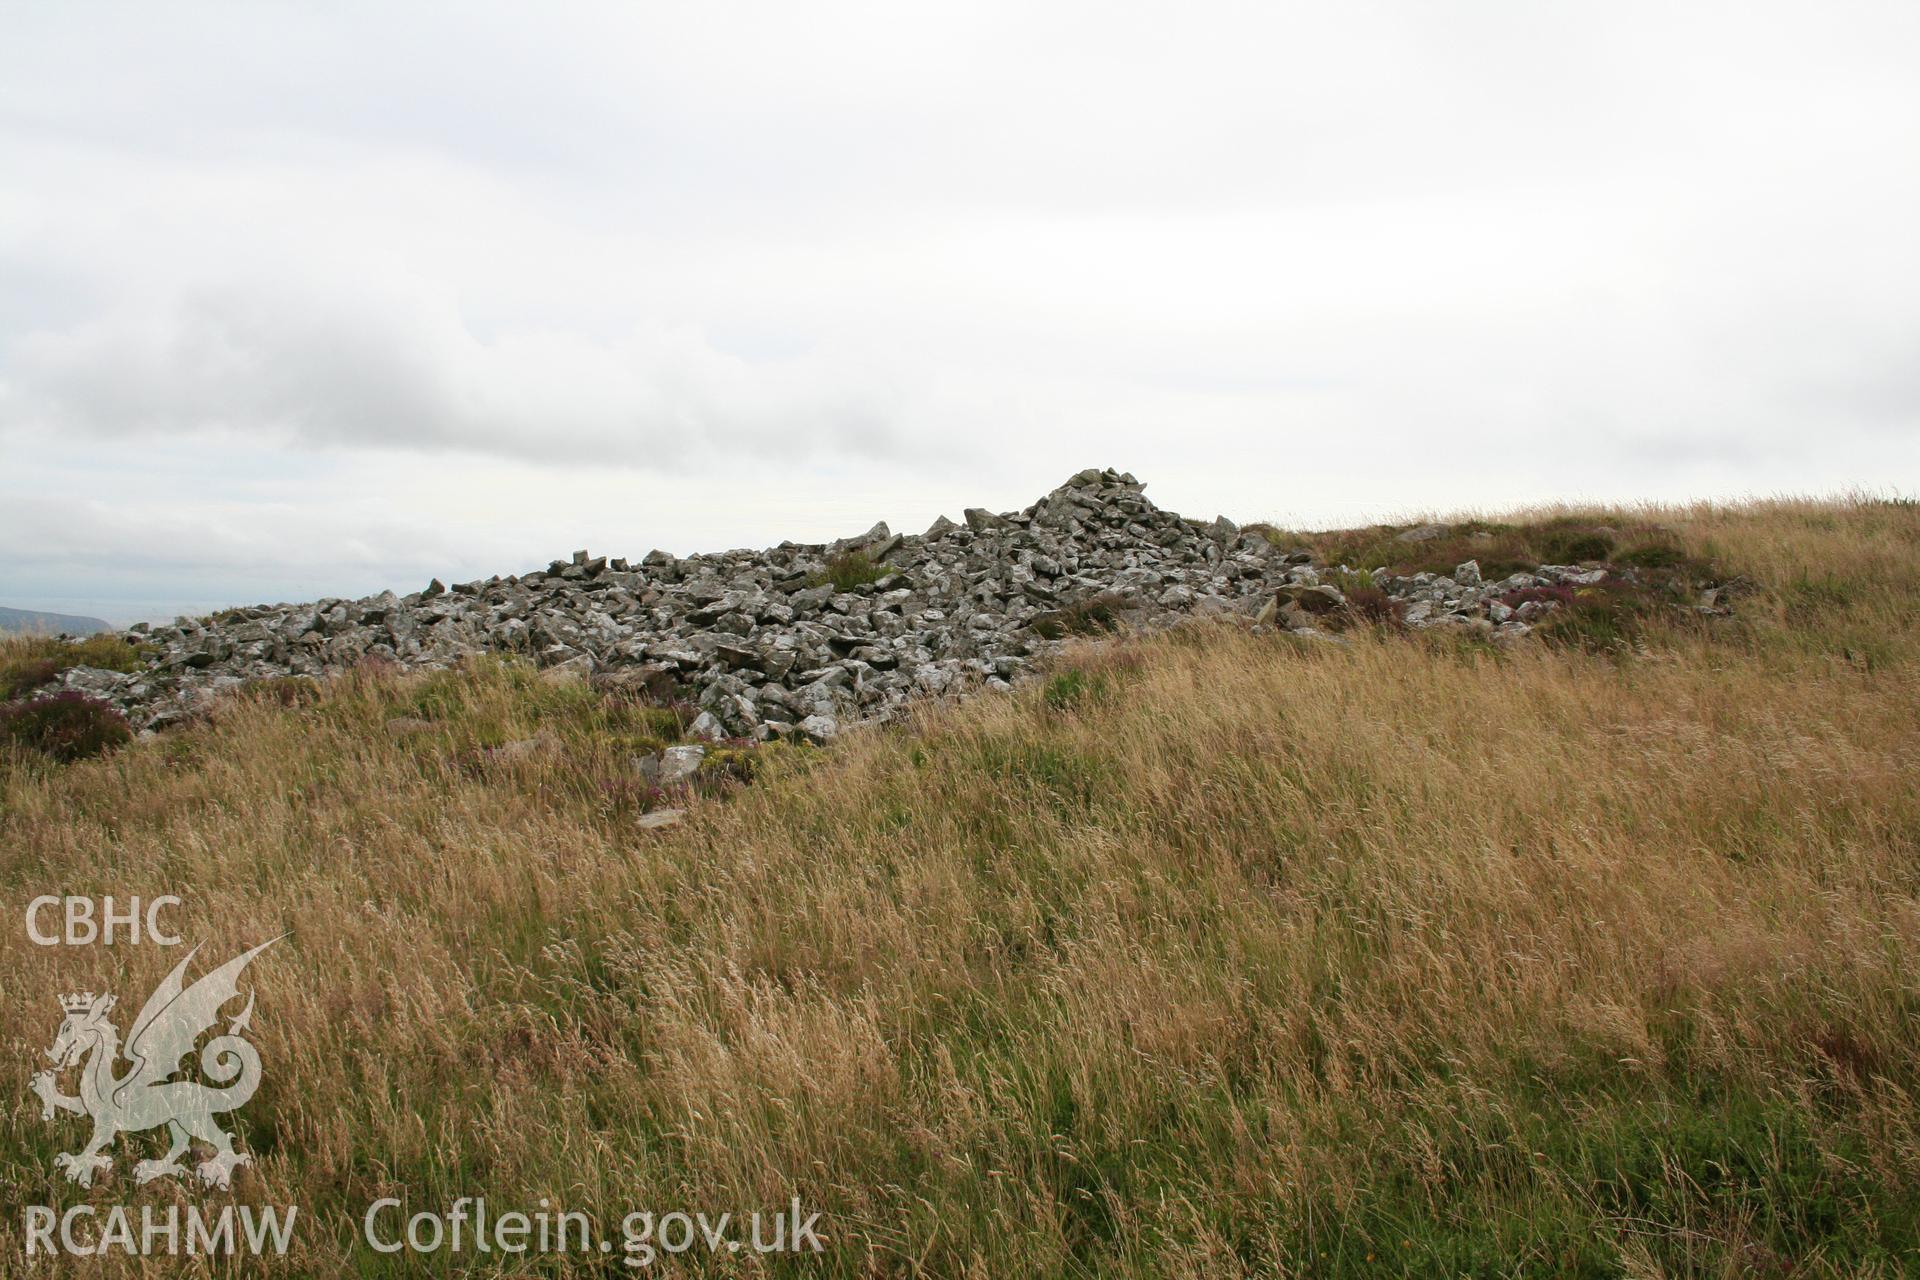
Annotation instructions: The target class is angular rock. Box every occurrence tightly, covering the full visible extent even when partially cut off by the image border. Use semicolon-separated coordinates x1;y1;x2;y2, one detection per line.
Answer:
1274;583;1347;614
82;468;1693;737
963;508;1012;532
657;744;706;787
1396;523;1449;542
635;808;684;831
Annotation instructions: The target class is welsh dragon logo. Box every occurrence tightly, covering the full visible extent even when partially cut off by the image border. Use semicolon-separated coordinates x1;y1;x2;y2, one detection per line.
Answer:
29;938;280;1190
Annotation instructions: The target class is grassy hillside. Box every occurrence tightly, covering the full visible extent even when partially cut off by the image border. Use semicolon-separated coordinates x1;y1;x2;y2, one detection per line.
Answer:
0;605;111;637
2;496;1916;1277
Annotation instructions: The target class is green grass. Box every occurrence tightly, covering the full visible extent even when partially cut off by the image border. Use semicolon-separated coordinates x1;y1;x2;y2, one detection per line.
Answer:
1031;591;1129;640
2;496;1917;1276
0;633;146;700
809;550;889;591
1253;513;1714;584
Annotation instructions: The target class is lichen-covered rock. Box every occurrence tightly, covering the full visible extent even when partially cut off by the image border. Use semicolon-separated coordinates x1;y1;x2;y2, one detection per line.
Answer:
86;469;1624;736
656;744;706;787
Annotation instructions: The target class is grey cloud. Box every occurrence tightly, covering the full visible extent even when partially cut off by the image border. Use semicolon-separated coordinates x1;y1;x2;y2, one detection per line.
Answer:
2;0;1917;618
2;279;919;467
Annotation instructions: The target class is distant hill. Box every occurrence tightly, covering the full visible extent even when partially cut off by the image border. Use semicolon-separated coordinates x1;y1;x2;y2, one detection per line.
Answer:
0;605;112;636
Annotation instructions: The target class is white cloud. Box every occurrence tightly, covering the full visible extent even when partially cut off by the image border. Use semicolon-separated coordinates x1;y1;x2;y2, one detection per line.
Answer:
3;0;1917;618
4;278;919;466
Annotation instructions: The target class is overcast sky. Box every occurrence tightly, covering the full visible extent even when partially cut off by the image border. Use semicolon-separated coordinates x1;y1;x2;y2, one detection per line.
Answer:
3;1;1916;623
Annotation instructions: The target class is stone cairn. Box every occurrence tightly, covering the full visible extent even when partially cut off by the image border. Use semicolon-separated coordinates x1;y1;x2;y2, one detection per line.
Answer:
63;469;1587;740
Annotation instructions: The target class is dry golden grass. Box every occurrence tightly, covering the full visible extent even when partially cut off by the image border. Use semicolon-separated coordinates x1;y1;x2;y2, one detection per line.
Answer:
1;495;1917;1276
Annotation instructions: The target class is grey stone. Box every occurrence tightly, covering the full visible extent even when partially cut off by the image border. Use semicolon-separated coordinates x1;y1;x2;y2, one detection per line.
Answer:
61;666;131;696
1396;523;1450;543
1275;583;1346;614
963;508;1011;532
80;467;1703;737
634;808;684;831
657;745;706;787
